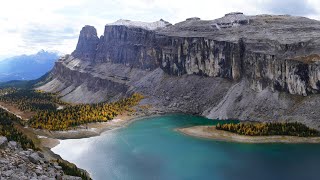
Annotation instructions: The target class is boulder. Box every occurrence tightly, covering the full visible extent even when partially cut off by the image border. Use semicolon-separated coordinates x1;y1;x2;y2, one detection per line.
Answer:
62;175;82;180
0;158;9;164
55;165;63;170
55;174;62;180
37;151;45;158
0;136;8;148
3;170;14;177
38;175;49;180
8;141;19;150
28;152;42;164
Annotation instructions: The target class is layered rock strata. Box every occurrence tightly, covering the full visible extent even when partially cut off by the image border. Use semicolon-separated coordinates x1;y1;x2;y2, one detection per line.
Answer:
39;13;320;129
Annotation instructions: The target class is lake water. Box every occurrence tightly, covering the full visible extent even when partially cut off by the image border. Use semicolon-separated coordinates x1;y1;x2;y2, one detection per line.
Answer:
52;114;320;180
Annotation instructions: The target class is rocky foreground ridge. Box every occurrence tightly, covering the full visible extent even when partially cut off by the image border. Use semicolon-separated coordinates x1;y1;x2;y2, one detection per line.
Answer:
0;136;81;180
39;13;320;129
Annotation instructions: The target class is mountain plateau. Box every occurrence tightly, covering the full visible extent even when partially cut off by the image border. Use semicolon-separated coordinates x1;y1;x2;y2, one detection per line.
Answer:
38;13;320;129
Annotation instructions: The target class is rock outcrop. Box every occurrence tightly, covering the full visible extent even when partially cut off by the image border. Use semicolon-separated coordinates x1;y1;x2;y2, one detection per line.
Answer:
39;13;320;129
0;136;81;180
69;14;320;95
72;25;99;61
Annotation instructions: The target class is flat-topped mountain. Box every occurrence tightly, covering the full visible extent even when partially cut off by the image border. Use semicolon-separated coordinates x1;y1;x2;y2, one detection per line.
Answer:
38;13;320;129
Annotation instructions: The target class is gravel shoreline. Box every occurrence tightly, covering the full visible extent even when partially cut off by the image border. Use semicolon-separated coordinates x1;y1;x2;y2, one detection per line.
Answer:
177;126;320;144
34;111;165;149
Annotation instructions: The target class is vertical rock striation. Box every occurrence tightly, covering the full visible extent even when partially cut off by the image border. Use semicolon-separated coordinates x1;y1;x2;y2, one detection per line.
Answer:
39;13;320;128
72;25;99;61
95;26;159;70
69;18;320;96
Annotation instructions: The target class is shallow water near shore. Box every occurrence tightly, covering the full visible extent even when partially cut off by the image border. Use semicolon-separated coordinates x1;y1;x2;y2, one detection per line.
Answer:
52;114;320;180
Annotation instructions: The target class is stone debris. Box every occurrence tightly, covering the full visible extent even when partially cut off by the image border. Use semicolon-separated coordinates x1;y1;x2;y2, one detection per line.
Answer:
0;136;7;148
0;136;81;180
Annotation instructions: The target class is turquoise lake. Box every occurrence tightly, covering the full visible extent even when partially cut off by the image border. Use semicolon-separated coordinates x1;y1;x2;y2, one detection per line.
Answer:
52;114;320;180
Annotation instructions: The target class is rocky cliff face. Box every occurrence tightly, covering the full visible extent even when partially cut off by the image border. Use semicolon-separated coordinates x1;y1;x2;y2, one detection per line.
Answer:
72;25;99;61
69;13;320;95
39;13;320;129
95;25;160;70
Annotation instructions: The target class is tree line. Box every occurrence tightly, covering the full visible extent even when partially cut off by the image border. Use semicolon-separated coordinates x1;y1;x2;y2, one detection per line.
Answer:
0;88;65;112
28;93;144;131
216;122;320;137
0;108;36;149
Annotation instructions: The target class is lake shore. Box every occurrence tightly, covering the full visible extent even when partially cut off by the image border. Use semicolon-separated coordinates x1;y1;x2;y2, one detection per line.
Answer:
0;99;165;149
33;110;166;180
177;125;320;143
34;111;166;148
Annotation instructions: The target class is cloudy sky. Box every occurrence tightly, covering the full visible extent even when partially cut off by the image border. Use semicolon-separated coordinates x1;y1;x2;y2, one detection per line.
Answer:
0;0;320;59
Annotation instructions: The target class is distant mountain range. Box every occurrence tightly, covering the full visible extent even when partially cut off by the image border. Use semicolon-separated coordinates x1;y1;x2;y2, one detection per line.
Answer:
0;50;59;82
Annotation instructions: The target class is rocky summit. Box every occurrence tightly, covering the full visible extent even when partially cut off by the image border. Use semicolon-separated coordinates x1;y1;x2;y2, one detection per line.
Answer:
38;12;320;129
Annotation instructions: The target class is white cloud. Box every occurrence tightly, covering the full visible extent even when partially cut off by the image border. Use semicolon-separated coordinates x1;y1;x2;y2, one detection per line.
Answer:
0;0;319;59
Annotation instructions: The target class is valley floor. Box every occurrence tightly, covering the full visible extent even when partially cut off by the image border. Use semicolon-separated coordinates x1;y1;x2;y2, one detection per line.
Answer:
177;126;320;143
